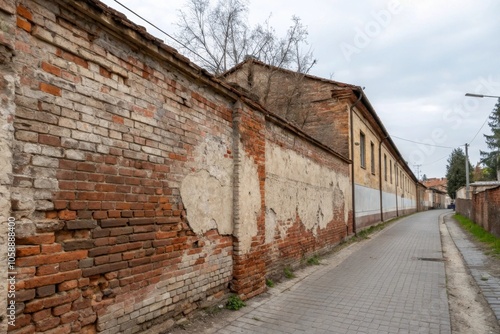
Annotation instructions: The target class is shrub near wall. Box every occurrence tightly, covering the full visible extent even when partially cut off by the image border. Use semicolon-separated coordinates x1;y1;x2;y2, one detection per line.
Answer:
10;1;235;333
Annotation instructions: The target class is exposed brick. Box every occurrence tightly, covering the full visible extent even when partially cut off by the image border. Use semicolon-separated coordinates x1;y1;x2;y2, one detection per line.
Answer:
39;134;61;146
17;245;41;257
17;17;31;32
17;4;33;20
23;269;82;289
17;250;88;267
66;220;97;230
52;303;72;316
35;315;60;332
4;1;363;333
58;210;77;220
36;285;56;297
81;262;128;277
62;239;94;251
40;83;61;96
60;261;81;273
17;234;55;245
58;280;78;292
36;264;59;276
32;308;52;322
100;218;128;228
41;62;61;77
16;288;36;302
41;244;63;254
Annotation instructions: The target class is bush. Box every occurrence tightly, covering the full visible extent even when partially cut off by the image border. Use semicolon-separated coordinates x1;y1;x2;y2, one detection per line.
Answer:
226;295;246;310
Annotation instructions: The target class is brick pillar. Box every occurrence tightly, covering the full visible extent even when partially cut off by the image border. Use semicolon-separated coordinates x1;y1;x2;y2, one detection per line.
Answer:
231;100;267;300
0;1;17;332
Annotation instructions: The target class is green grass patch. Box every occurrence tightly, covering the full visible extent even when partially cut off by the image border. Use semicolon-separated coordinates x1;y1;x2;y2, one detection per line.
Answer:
356;222;387;240
283;266;295;279
306;255;320;266
453;214;500;255
225;295;246;310
265;278;275;287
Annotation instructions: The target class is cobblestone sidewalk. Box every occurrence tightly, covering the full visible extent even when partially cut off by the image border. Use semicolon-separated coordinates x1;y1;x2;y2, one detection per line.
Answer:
204;210;452;334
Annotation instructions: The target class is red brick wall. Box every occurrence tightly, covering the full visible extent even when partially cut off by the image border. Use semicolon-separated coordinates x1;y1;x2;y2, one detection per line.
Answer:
224;62;351;158
230;103;268;300
473;187;500;238
457;187;500;238
487;188;500;238
10;1;234;333
8;1;353;333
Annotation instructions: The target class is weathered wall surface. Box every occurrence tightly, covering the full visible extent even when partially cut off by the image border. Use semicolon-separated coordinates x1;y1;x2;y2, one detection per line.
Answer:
456;198;472;220
223;61;351;158
263;121;352;278
227;102;353;300
9;1;235;333
456;188;500;238
7;1;356;333
0;1;17;332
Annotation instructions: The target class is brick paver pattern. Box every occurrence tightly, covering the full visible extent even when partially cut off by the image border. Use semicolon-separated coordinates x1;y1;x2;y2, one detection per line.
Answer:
445;214;500;322
218;210;451;334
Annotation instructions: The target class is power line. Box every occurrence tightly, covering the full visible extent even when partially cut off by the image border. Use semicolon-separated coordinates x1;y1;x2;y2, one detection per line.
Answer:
421;154;448;166
391;135;455;149
111;0;212;66
468;112;490;145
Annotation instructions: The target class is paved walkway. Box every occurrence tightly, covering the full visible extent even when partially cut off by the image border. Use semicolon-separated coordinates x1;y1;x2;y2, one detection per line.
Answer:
209;210;452;334
444;213;500;321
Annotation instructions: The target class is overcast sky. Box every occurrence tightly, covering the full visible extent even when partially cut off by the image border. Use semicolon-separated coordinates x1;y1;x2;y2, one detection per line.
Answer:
100;0;500;179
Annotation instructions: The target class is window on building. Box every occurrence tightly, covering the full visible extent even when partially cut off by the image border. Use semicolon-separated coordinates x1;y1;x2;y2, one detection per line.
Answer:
360;132;366;168
370;142;375;175
384;154;387;181
390;160;393;184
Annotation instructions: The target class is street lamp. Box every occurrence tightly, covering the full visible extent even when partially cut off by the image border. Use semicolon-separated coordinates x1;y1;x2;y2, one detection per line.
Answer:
464;93;500;194
465;93;500;99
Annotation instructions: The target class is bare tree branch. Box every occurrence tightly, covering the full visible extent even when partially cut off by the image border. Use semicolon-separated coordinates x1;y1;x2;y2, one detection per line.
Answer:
175;0;316;75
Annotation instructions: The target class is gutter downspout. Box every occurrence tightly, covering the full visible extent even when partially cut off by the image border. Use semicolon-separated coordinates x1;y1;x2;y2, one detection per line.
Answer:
395;163;399;217
378;136;389;222
350;89;363;236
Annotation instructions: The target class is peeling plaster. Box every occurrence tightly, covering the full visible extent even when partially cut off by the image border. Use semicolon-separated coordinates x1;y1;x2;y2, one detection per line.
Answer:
180;136;233;235
235;142;261;253
265;142;350;239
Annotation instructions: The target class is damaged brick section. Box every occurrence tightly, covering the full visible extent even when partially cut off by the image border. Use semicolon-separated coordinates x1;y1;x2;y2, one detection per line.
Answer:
0;1;17;333
7;1;353;333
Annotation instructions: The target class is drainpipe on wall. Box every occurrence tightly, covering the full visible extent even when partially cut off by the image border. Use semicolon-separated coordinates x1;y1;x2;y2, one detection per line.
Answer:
350;88;363;235
378;137;387;223
395;163;399;216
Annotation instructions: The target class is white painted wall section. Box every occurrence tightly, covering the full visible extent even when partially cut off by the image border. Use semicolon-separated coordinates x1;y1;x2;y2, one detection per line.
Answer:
180;136;233;235
265;142;350;240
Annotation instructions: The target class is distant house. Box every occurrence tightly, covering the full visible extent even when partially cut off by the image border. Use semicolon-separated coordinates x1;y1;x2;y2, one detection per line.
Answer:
223;58;420;230
423;178;451;208
423;177;448;193
424;187;448;209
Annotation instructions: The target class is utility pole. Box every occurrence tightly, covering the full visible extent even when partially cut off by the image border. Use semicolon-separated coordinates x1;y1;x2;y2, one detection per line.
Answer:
414;164;421;180
465;143;470;199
